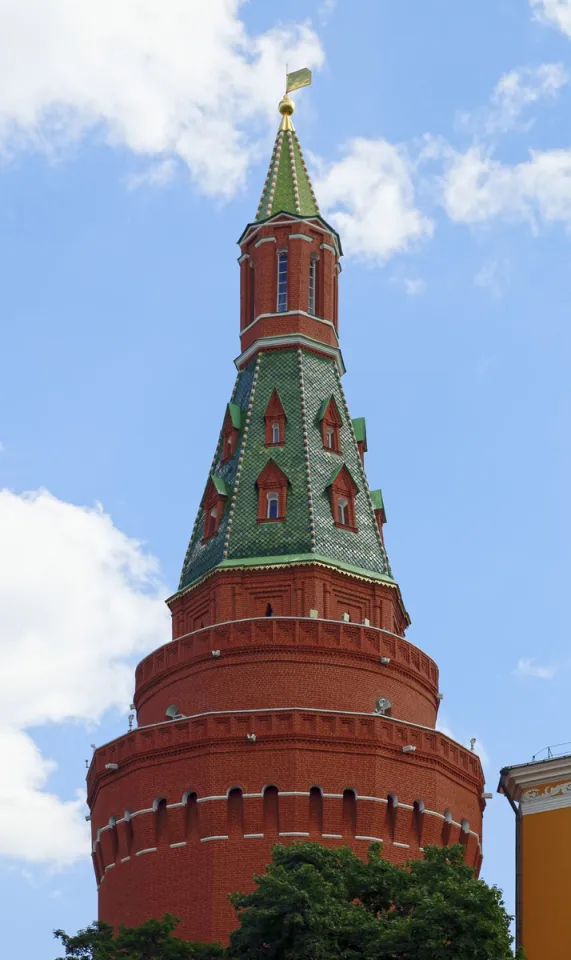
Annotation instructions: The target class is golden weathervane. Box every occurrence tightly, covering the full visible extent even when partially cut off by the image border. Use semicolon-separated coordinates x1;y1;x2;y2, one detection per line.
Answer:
279;67;312;130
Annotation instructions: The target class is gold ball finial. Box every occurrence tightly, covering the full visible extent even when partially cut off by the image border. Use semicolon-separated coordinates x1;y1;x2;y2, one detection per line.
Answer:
279;94;295;118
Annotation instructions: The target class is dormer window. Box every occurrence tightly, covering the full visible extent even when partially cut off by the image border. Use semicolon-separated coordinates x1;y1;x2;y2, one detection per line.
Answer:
221;403;242;464
277;250;288;313
308;256;318;316
201;475;229;543
319;396;342;454
267;492;279;519
257;460;289;523
264;389;286;447
326;464;358;533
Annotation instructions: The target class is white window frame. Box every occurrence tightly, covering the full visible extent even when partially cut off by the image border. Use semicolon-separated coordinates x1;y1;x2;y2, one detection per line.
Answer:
308;256;317;315
267;492;279;520
326;426;335;449
271;422;280;444
277;250;288;313
337;497;348;526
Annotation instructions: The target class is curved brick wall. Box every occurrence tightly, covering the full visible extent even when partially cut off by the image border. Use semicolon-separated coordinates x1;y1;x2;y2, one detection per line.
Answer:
134;618;439;728
89;708;484;943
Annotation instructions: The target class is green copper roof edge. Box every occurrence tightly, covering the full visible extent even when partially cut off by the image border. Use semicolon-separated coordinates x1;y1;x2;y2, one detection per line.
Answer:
210;474;230;497
168;552;397;605
237;211;343;256
352;417;367;446
227;402;242;429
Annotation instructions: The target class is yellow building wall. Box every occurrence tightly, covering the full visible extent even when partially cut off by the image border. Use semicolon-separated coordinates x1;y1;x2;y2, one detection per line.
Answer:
521;804;571;960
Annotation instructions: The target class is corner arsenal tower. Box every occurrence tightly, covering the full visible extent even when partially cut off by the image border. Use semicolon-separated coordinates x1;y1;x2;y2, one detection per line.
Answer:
87;90;485;944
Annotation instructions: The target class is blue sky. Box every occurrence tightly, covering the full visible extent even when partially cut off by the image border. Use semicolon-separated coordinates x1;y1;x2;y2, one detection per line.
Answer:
1;0;571;955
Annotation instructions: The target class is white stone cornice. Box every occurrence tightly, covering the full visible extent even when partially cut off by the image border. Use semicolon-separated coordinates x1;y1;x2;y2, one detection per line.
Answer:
289;233;314;242
237;253;250;264
254;236;277;247
501;754;571;804
320;242;337;255
240;308;338;339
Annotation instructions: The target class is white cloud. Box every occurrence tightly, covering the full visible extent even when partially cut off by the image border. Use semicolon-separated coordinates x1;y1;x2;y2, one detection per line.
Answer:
531;0;571;38
438;143;571;228
458;63;567;136
125;158;177;191
0;0;323;198
0;489;169;866
516;657;556;679
315;138;434;262
474;259;510;298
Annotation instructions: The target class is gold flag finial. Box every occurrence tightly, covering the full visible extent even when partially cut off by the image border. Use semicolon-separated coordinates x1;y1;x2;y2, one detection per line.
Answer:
278;67;312;131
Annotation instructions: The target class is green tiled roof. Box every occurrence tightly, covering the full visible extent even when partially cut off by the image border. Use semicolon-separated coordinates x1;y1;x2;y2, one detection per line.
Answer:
326;463;357;489
255;121;320;221
178;349;393;593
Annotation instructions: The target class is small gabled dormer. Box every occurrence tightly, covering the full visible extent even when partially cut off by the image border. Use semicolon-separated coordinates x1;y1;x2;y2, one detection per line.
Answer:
256;459;289;523
319;396;343;454
221;403;242;463
264;389;286;447
370;489;387;545
352;417;367;466
326;464;358;532
201;475;230;543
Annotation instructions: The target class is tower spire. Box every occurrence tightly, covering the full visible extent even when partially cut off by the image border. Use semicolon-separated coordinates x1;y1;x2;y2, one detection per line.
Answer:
255;69;320;221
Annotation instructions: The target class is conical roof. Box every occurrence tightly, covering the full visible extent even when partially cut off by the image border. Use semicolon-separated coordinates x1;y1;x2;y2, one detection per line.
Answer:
255;96;320;221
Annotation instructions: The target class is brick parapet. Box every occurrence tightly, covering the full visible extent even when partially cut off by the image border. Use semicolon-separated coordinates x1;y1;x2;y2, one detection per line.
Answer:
133;617;439;727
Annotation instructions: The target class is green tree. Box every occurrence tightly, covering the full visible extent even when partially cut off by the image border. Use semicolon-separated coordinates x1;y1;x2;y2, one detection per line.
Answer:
55;844;524;959
53;914;224;960
228;843;525;960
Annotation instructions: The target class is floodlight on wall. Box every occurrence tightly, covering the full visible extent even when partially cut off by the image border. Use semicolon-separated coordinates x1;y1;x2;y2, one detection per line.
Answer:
482;793;493;800
105;763;119;771
165;704;181;719
85;815;91;822
375;697;392;716
362;618;370;626
379;656;391;665
211;649;221;658
247;733;257;742
437;693;444;700
402;745;416;754
130;703;136;711
309;609;319;618
341;612;350;622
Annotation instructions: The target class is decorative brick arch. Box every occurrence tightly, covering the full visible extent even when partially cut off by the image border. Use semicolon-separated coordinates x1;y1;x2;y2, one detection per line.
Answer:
319;395;343;453
326;464;358;532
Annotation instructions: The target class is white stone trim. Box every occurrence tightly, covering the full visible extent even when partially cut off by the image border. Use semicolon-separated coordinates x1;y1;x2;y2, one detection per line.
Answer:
356;836;383;842
130;807;154;818
167;801;184;809
120;856;131;863
169;614;406;646
320;242;337;255
235;335;346;377
241;218;341;258
242;792;264;799
289;233;314;242
104;863;116;872
237;253;250;263
278;790;310;797
135;847;157;856
196;795;228;804
200;835;229;843
244;833;264;839
279;831;309;837
170;841;187;848
322;833;342;839
322;793;344;799
358;796;388;804
394;842;410;848
254;236;277;247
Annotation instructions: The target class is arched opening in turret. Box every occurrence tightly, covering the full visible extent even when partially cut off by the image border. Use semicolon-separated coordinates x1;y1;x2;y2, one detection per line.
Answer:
342;789;357;838
442;808;453;846
153;797;168;846
183;791;200;841
263;785;279;837
413;800;424;847
309;786;323;838
124;809;134;855
386;793;398;842
265;603;273;617
228;788;244;839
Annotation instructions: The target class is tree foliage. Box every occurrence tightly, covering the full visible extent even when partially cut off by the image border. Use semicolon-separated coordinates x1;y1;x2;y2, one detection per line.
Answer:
55;843;524;960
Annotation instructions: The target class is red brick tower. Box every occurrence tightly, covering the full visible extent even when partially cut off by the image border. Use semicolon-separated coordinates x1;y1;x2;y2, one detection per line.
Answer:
87;86;485;944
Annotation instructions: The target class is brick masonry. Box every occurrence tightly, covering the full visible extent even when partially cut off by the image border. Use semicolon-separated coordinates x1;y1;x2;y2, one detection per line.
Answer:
88;138;485;943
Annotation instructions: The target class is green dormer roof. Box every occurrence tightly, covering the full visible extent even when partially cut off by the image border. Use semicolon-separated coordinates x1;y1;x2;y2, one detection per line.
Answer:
210;474;230;497
227;402;242;430
255;109;320;222
352;417;367;449
370;488;386;519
